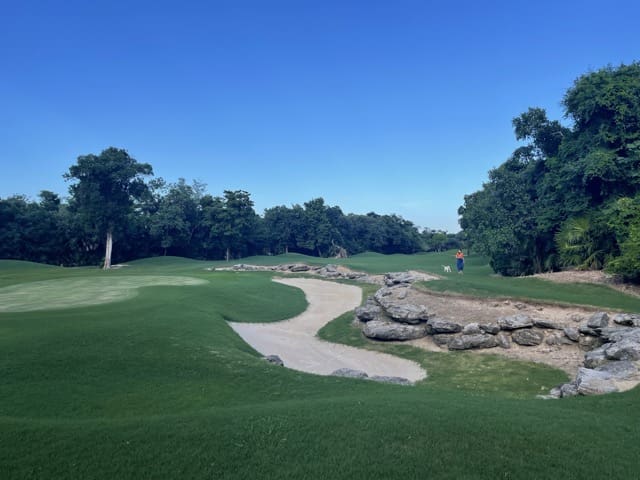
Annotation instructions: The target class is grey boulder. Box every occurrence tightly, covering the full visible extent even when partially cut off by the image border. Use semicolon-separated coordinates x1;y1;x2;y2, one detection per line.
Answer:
363;320;428;341
448;334;499;350
512;329;544;346
498;314;533;330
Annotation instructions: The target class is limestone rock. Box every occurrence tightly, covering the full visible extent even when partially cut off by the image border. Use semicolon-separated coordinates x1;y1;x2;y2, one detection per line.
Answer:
448;334;499;350
575;368;619;395
264;355;284;366
583;347;608;368
496;332;512;349
373;287;396;309
462;323;483;335
363;320;428;341
512;329;544;346
432;334;453;347
534;319;562;330
604;338;640;361
384;303;432;324
289;263;310;272
384;272;417;286
563;327;580;342
579;325;600;337
599;327;640;344
586;312;609;329
612;313;640;327
479;323;500;335
595;360;638;380
355;301;382;322
579;335;603;351
497;314;533;330
427;318;463;334
560;383;579;397
545;332;574;346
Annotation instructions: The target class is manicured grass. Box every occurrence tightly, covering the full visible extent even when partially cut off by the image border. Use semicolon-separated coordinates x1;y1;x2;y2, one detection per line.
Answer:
1;257;639;479
318;311;568;398
211;250;640;311
420;269;640;312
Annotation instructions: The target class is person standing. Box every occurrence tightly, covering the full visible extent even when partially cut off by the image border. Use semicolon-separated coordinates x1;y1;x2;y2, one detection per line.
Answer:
456;250;465;274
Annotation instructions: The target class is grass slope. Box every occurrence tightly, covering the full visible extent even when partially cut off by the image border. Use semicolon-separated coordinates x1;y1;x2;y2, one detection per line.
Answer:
1;257;639;479
204;250;640;311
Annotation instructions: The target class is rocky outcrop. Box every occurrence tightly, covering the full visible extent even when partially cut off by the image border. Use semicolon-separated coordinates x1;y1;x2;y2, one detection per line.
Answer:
355;286;640;397
575;368;619;395
550;316;640;397
613;313;640;327
354;283;435;341
216;263;374;282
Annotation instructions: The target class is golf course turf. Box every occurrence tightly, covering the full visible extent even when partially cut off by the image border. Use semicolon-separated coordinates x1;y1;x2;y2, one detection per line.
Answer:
1;254;638;479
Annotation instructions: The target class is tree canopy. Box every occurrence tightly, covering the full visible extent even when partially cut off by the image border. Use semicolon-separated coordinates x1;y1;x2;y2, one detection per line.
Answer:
2;150;456;265
64;147;153;268
459;62;640;280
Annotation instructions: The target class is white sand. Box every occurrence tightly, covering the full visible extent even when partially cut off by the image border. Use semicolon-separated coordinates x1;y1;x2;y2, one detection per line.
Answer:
228;277;427;382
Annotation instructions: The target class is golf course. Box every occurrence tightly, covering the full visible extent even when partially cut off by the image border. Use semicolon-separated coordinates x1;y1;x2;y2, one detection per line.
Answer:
1;252;639;479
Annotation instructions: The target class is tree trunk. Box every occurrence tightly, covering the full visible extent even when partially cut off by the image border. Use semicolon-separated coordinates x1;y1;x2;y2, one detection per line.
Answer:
103;230;113;269
225;247;230;262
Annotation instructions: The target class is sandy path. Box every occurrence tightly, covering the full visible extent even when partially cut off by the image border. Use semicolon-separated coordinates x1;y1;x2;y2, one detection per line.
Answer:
228;277;427;382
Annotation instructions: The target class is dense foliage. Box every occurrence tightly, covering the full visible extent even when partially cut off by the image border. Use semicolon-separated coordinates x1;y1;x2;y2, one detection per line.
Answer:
459;62;640;280
1;151;462;265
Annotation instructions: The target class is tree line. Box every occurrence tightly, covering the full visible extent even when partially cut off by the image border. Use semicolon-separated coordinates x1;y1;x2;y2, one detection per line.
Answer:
1;149;462;267
459;62;640;281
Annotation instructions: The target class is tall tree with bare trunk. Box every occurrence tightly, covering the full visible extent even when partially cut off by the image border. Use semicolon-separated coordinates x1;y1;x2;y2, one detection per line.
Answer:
65;148;153;269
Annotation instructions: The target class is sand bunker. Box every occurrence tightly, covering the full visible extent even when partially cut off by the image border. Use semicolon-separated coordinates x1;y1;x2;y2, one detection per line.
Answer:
229;277;427;382
0;275;207;312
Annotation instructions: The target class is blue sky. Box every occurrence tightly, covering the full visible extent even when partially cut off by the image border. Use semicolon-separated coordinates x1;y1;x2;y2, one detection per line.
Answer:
1;0;638;232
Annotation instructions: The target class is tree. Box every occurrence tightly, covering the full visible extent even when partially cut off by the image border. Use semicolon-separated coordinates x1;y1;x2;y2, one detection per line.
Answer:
298;198;344;257
459;156;544;275
203;190;258;261
460;62;640;278
263;205;304;254
149;179;204;256
65;147;153;269
513;107;568;160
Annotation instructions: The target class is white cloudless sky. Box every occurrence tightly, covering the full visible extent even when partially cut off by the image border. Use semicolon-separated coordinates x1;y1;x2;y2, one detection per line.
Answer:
1;0;638;232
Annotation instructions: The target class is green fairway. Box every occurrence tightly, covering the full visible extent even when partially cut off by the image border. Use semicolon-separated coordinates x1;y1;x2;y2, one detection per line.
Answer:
1;256;639;479
0;275;207;312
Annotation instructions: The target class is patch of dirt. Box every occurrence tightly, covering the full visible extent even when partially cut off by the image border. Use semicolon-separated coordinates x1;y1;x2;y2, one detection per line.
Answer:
531;269;640;298
402;287;591;376
391;270;638;379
